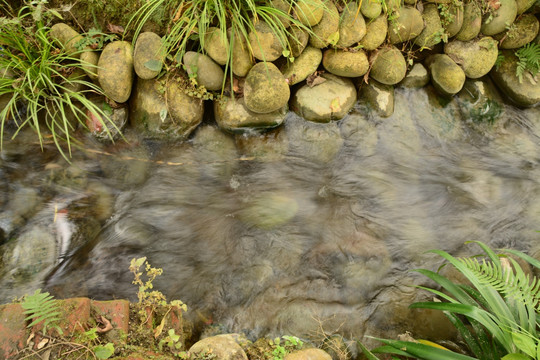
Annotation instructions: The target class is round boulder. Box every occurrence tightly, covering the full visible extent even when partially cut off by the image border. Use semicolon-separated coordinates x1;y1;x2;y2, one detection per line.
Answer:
399;63;430;88
97;41;134;103
359;15;388;50
361;0;382;19
183;51;225;91
188;334;248;360
445;37;498;78
369;46;407;85
309;1;340;49
414;4;443;49
284;348;332;360
455;2;482;41
295;0;324;26
80;50;99;81
494;14;539;49
388;6;424;44
516;0;535;14
50;23;83;57
291;73;357;122
337;4;367;47
244;62;290;114
270;0;293;28
133;32;163;80
215;96;287;133
490;51;540;107
203;27;229;65
322;49;369;77
288;25;310;57
427;54;466;96
249;20;283;62
480;0;517;36
228;28;254;77
442;2;464;38
359;80;395;118
282;46;323;85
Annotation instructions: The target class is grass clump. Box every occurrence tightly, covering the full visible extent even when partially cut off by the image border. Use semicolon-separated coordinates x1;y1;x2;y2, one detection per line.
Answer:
0;0;116;160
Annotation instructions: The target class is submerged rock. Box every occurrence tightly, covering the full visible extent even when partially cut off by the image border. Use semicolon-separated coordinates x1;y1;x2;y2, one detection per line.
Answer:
427;54;466;96
369;46;407;85
400;63;430;88
322;49;369;77
455;1;482;41
97;41;134;103
215;97;287;133
244;62;290;114
494;14;539;49
133;32;163;80
239;193;299;229
282;46;322;85
444;37;498;78
359;15;387;50
183;51;225;91
359;80;395;118
291;73;357;122
337;4;367;47
309;1;340;49
480;0;517;36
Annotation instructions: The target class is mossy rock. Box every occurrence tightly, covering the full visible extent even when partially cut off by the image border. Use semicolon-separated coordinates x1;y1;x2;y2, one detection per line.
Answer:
50;23;83;57
427;54;466;96
337;4;367;47
309;1;340;49
215;97;287;133
182;52;225;91
493;14;539;49
359;15;388;50
359;80;395;118
480;0;517;36
445;37;498;78
388;6;424;44
361;0;382;19
282;46;323;85
414;4;443;49
490;51;540;107
370;46;407;85
270;0;293;28
239;193;299;229
203;27;229;65
288;25;310;57
244;62;290;114
441;2;464;38
455;1;482;41
516;0;536;14
295;0;325;26
80;50;99;81
133;32;163;80
97;41;134;103
399;63;430;88
188;334;248;360
322;49;369;77
249;20;283;62
228;28;254;77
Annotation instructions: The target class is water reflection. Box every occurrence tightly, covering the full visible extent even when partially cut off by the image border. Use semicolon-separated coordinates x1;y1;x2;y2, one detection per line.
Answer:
0;84;539;343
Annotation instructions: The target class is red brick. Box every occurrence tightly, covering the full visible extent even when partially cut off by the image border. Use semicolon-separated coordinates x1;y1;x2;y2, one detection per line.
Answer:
57;297;91;334
91;300;130;334
0;303;28;359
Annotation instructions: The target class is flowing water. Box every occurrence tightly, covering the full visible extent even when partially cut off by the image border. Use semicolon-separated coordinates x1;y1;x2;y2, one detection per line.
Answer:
1;82;539;345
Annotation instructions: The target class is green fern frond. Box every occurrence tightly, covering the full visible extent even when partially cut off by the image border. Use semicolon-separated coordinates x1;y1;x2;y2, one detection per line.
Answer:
457;257;540;311
21;289;63;335
515;43;540;83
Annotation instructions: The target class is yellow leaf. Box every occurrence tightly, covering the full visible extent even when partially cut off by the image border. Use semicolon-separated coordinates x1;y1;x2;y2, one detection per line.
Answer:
330;98;341;113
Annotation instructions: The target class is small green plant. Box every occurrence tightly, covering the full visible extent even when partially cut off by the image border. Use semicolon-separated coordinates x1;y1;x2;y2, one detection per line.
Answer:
21;289;63;335
74;27;118;51
267;335;304;360
515;43;540;84
158;328;185;357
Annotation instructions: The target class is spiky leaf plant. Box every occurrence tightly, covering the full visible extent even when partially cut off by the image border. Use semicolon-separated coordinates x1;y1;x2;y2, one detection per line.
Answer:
21;289;63;335
0;0;117;160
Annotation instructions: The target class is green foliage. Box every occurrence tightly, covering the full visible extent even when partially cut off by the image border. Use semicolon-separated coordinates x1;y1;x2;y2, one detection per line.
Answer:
267;336;304;360
515;43;540;84
21;289;63;335
74;27;118;51
0;0;118;160
360;241;540;360
94;342;115;359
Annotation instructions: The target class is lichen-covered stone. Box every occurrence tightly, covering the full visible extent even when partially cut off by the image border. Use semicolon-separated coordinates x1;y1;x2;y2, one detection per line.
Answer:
282;46;323;85
516;0;535;13
295;0;324;26
244;62;290;114
215;97;287;133
414;4;443;49
86;97;128;141
361;0;382;18
50;23;83;57
291;73;357;122
480;0;517;36
133;32;163;80
309;1;340;49
359;15;387;50
249;20;283;61
80;50;99;80
455;1;481;41
323;49;369;77
203;27;229;65
490;51;540;107
427;54;466;96
270;0;292;28
188;334;248;360
284;348;332;360
445;37;498;78
288;25;310;57
370;46;407;85
493;14;539;49
400;63;430;88
228;28;254;77
442;2;464;38
97;41;134;103
337;4;367;47
388;7;424;44
359;80;395;117
183;52;225;91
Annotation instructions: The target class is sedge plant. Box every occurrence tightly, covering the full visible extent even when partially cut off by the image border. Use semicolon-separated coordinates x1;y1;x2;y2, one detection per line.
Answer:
0;0;117;160
360;241;540;360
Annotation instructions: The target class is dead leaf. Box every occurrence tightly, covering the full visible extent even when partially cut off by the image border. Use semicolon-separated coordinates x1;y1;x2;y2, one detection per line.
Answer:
42;348;52;360
330;98;341;113
37;338;49;350
487;0;500;9
306;71;326;87
26;333;35;346
107;23;124;34
96;315;113;334
154;315;167;339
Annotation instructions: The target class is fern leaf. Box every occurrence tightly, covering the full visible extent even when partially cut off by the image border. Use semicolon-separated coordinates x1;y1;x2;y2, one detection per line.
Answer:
21;289;62;335
515;43;540;83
